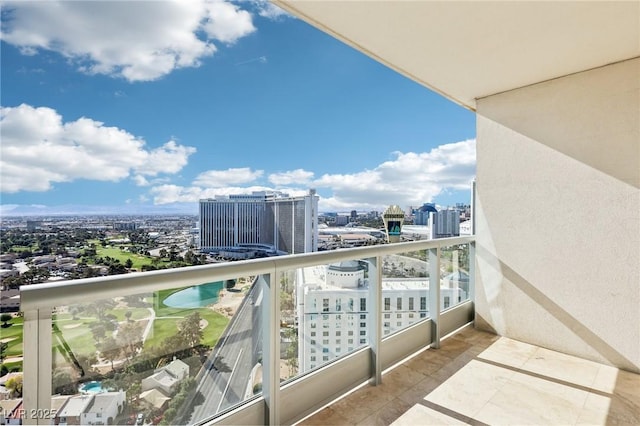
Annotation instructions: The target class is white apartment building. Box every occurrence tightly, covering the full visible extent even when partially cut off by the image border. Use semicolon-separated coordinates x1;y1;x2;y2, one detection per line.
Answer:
296;262;466;372
199;190;319;255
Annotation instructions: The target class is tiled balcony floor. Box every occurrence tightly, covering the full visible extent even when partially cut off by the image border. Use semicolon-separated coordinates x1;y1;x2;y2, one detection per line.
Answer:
297;327;640;425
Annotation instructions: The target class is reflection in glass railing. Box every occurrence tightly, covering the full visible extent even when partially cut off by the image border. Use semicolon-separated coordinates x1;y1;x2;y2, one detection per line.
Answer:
50;276;262;426
440;244;470;311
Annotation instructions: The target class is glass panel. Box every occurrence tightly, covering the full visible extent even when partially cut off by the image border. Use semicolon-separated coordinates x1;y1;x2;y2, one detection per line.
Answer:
283;256;377;379
51;276;261;426
440;244;470;311
381;250;430;337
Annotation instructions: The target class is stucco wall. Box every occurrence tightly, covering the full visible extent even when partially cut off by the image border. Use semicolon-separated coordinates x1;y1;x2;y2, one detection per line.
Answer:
475;58;640;372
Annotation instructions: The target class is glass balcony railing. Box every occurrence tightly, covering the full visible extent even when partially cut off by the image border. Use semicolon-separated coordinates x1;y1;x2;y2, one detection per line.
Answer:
21;236;474;425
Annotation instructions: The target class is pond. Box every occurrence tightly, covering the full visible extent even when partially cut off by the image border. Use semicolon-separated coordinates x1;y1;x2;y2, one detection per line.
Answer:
162;281;224;308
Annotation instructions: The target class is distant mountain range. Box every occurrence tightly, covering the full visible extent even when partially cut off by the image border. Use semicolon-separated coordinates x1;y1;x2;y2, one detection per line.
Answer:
0;203;199;216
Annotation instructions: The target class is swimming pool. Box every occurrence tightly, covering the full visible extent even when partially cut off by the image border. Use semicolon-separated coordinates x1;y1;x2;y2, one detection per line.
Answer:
162;281;224;308
79;381;106;394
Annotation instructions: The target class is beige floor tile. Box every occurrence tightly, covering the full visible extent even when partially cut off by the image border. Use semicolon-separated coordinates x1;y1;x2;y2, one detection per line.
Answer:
425;360;514;417
356;398;413;426
476;337;538;368
519;346;602;389
390;404;468;426
297;406;354;426
475;370;590;425
575;392;612;426
330;384;396;424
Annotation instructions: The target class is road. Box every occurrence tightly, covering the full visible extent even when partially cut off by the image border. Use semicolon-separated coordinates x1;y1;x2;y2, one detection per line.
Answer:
186;280;263;424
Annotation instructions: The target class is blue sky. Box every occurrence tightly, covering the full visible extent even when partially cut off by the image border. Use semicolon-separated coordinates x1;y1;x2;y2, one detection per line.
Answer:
0;1;476;215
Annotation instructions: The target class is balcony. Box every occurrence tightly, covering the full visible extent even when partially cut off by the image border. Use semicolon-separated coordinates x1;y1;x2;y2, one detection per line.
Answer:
22;237;477;425
20;236;640;425
18;1;640;425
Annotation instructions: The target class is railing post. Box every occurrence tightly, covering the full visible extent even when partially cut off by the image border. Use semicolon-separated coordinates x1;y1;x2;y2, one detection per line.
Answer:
429;247;441;349
368;256;382;385
262;272;280;425
23;309;52;425
469;241;476;310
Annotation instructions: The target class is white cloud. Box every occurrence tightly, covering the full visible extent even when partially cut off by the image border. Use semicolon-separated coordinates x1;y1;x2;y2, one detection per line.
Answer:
193;168;264;187
312;139;476;211
1;0;256;82
0;104;196;193
147;140;475;209
269;169;314;185
150;184;298;205
252;0;290;20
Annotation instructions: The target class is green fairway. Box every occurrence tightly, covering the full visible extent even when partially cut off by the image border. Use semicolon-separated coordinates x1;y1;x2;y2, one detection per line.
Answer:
1;317;24;358
95;246;163;269
144;289;229;350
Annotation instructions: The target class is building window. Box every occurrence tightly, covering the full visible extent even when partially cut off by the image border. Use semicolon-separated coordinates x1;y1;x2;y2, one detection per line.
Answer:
360;338;366;344
311;356;316;362
335;331;341;336
323;347;329;353
384;322;390;328
444;296;450;309
360;314;366;320
323;356;329;361
409;297;414;310
323;331;329;337
397;298;402;310
311;348;316;353
360;298;366;311
336;339;341;345
348;330;354;336
310;339;316;345
420;297;427;310
349;298;354;311
323;314;329;321
384;313;390;319
336;347;341;353
323;339;329;345
336;298;342;311
397;313;402;319
397;321;402;326
310;323;316;329
311;331;316;337
384;297;390;311
360;330;366;336
323;298;329;312
348;338;354;344
360;322;366;328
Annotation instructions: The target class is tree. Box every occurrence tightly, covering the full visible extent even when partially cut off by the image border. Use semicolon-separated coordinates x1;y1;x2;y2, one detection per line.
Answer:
180;312;204;350
52;369;76;395
125;310;133;322
125;258;134;269
117;322;144;360
0;342;8;363
5;375;23;397
99;337;121;371
0;313;12;327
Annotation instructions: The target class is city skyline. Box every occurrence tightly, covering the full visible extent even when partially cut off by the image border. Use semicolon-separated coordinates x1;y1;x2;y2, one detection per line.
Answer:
1;1;476;216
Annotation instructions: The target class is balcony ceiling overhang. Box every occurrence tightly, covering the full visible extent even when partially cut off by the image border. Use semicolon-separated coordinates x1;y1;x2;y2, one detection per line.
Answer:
273;1;640;111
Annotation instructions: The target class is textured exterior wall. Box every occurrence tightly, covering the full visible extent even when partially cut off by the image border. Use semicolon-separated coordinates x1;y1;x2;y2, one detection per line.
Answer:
475;58;640;372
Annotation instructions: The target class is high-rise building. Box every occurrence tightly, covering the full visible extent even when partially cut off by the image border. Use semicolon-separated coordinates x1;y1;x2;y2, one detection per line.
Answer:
296;262;466;372
199;190;319;255
430;209;460;238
